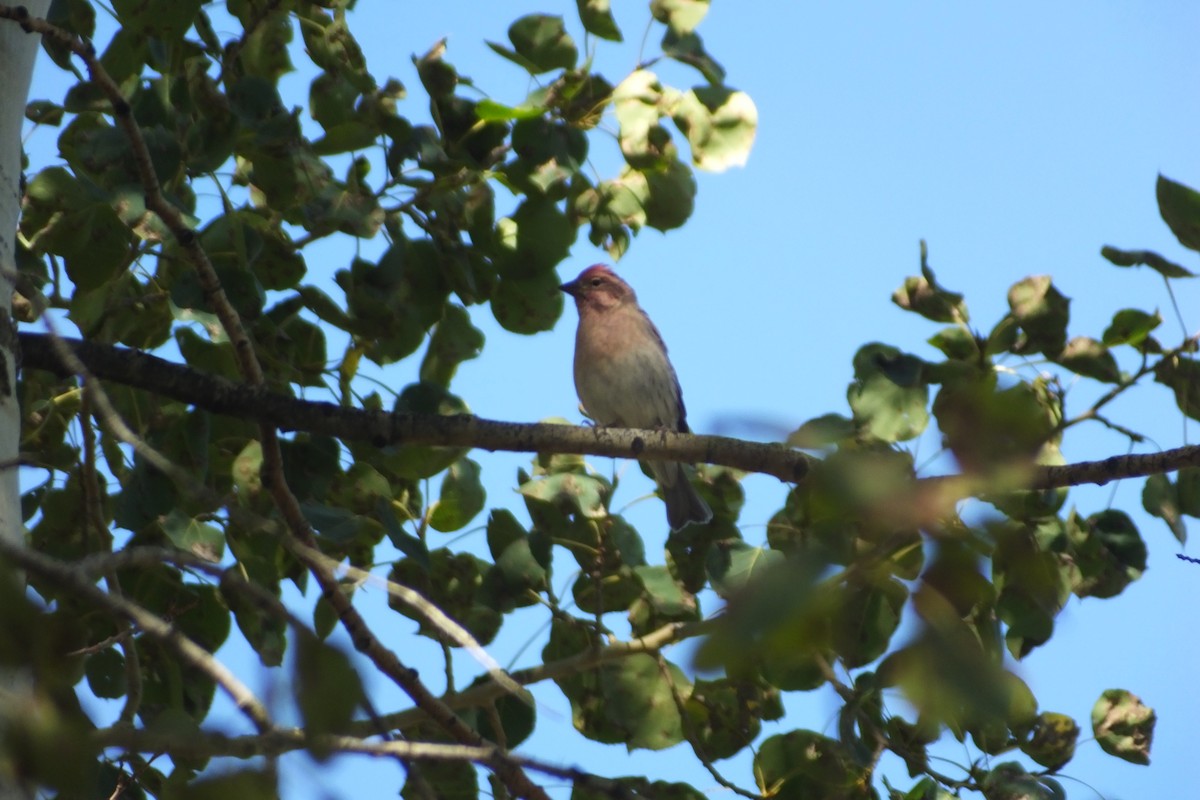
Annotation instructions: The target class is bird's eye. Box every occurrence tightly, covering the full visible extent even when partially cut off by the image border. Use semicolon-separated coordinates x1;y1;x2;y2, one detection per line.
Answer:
590;278;603;287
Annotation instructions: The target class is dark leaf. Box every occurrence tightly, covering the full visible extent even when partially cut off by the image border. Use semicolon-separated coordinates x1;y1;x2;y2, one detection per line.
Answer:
753;730;874;800
661;29;725;84
576;0;622;41
1155;173;1200;252
1102;308;1162;348
847;343;929;443
1142;473;1186;545
1008;275;1069;356
1100;245;1194;279
429;458;486;532
1020;712;1079;769
1054;336;1121;383
505;14;577;74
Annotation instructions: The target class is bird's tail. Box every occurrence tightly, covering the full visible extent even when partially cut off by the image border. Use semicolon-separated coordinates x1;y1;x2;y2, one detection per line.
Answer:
649;461;713;531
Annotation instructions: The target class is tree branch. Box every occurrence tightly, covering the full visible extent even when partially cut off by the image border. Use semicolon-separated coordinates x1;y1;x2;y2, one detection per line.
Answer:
24;331;1200;491
20;332;808;480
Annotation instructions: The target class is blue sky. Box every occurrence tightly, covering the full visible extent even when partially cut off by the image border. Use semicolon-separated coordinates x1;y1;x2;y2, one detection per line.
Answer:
20;1;1200;798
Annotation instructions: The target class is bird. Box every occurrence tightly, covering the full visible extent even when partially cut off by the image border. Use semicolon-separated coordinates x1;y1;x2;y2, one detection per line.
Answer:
560;264;713;531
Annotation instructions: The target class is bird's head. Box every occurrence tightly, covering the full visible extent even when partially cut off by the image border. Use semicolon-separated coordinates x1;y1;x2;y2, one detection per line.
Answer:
560;264;636;312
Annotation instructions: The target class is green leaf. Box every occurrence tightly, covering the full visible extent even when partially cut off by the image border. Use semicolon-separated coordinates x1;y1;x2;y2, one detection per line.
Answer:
486;509;548;591
420;304;484;387
231;439;263;498
388;550;501;646
1176;467;1200;518
1071;510;1146;599
1020;712;1079;769
834;577;907;668
505;14;577;74
1154;355;1200;421
1142;473;1186;544
1100;245;1194;279
402;759;477;800
613;70;672;168
167;770;276;800
299;7;372;93
753;730;873;800
299;503;374;547
507;117;588;194
608;515;647;566
519;472;609;520
1092;689;1155;765
25;100;64;126
491;270;565;334
573;780;706;800
493;197;576;278
544;619;686;750
632;565;696;619
85;647;127;699
661;29;725;84
650;0;710;34
847;343;929;443
576;0;622;41
1008;275;1070;355
54;204;132;291
474;98;545;121
892;273;968;324
786;413;856;449
414;40;457;98
162;510;225;562
461;674;536;748
980;763;1063;800
684;677;776;760
112;0;202;43
632;160;697;231
1156;173;1200;252
671;86;758;172
706;541;784;598
43;0;97;71
927;326;979;360
387;382;470;479
1054;336;1120;383
294;634;362;753
1102;308;1162;348
429;458;486;532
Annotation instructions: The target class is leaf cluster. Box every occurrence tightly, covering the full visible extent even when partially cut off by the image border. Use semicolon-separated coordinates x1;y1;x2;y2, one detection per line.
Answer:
5;2;1186;799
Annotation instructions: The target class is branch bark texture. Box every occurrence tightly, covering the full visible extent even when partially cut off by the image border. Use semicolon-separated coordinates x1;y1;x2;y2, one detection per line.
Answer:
23;332;1200;491
20;332;810;482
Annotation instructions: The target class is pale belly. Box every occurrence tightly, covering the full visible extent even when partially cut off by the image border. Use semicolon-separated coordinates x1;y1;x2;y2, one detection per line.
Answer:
575;347;680;430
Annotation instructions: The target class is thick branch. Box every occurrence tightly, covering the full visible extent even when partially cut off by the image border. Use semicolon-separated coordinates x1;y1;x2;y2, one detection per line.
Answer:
20;333;810;482
24;332;1200;490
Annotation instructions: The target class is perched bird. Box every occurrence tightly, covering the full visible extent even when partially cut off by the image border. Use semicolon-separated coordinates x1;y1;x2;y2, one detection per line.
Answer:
560;264;713;530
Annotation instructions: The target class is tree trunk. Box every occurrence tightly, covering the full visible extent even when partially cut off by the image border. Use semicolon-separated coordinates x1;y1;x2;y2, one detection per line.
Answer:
0;4;51;798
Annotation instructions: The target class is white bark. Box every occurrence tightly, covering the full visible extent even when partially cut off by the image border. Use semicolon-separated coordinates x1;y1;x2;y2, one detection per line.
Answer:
0;3;51;798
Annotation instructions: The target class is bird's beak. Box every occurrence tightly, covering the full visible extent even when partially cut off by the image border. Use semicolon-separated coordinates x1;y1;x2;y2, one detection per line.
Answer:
559;279;578;297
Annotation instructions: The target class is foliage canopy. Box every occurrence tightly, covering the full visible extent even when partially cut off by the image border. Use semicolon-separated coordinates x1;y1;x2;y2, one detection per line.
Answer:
3;1;1192;799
